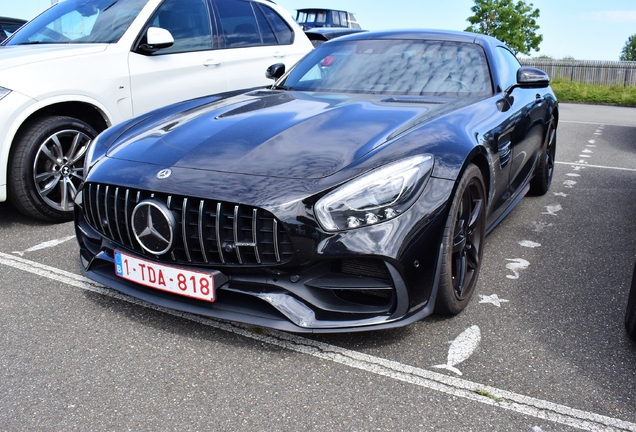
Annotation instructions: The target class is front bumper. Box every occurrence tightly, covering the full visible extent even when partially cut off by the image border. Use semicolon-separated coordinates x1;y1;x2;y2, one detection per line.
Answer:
74;177;453;333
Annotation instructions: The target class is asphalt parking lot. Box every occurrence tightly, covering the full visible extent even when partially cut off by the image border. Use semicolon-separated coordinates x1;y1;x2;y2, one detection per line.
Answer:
1;103;635;431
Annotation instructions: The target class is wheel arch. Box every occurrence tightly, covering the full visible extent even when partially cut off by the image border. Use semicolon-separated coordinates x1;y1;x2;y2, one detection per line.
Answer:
456;147;491;202
432;145;492;234
3;99;112;193
12;101;110;147
552;105;560;126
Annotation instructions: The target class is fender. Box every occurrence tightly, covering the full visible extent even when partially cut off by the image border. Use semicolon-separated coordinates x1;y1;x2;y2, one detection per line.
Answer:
0;94;117;202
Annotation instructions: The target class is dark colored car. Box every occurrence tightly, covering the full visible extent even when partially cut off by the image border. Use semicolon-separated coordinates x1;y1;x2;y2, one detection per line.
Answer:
0;16;26;42
75;30;558;333
295;8;361;30
626;261;636;340
304;27;366;47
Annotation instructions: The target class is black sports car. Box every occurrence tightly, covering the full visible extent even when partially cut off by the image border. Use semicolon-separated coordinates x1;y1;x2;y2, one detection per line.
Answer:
75;30;558;332
0;16;26;42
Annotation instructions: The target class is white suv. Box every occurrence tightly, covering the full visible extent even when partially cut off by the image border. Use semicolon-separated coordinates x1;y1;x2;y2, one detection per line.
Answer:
0;0;312;222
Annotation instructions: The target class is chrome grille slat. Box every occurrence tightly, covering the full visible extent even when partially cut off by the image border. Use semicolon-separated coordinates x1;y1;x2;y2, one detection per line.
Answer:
252;208;261;264
104;185;115;239
167;195;175;262
114;187;124;244
83;182;292;266
87;183;97;228
182;197;192;262
198;200;208;263
233;205;242;264
273;219;280;262
124;189;133;247
215;203;225;264
95;184;104;233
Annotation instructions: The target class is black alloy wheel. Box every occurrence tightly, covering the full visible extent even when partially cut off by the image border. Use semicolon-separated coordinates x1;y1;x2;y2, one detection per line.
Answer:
435;164;486;315
530;118;557;195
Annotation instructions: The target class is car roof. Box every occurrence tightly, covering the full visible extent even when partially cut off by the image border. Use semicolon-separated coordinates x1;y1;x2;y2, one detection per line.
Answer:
333;29;503;48
297;8;349;13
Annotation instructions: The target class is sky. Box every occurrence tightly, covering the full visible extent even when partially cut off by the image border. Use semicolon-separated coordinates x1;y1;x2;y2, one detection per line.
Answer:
1;0;635;61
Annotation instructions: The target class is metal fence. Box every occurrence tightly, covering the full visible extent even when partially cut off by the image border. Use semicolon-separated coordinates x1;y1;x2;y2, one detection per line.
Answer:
519;59;636;87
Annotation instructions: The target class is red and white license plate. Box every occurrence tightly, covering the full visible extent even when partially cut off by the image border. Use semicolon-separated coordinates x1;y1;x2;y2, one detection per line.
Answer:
114;250;215;302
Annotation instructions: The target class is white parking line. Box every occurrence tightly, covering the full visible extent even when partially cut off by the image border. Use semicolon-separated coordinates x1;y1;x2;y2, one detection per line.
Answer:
561;120;636;128
556;161;636;172
1;252;635;432
12;235;76;256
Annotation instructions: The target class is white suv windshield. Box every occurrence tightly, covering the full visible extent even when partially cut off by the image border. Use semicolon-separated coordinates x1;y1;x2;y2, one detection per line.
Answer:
6;0;149;45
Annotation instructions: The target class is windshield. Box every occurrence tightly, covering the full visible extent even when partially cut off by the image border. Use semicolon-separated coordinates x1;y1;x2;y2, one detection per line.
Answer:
5;0;149;45
281;39;493;97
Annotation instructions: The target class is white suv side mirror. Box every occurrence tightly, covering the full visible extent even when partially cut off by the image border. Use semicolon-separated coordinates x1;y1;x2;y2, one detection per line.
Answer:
138;27;174;54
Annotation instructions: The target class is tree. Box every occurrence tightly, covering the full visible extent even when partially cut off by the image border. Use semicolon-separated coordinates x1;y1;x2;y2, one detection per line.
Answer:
465;0;543;56
620;35;636;61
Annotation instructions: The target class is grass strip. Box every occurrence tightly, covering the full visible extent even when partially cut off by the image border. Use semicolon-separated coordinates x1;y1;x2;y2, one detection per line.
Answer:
550;78;636;106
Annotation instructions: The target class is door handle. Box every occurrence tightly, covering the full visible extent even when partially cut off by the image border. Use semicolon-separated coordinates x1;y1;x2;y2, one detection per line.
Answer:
273;51;286;58
204;59;221;67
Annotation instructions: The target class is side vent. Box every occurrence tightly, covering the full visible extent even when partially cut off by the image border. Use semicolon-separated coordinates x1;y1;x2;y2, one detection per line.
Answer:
498;140;511;168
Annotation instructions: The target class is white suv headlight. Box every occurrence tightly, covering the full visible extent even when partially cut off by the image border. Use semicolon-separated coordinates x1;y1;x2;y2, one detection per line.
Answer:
315;155;434;232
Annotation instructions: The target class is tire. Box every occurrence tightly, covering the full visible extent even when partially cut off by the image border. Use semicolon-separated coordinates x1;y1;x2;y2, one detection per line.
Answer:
435;164;486;315
625;261;636;341
530;118;557;196
8;115;97;222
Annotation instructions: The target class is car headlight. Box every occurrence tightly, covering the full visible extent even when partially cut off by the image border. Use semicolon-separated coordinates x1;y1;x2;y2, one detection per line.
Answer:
0;87;12;101
315;155;434;232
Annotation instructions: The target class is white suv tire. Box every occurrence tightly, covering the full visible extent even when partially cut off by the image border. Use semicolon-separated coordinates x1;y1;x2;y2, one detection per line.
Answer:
9;115;96;222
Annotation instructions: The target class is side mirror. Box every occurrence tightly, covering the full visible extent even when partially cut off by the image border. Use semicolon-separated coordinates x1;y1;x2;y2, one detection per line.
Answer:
517;67;550;88
504;67;550;97
137;27;174;55
266;63;286;80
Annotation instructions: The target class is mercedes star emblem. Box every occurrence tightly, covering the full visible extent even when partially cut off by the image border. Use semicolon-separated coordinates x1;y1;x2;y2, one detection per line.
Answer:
157;169;172;179
131;199;175;255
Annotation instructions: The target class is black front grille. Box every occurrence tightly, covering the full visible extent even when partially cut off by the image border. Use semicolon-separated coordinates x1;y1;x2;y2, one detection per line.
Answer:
83;183;293;266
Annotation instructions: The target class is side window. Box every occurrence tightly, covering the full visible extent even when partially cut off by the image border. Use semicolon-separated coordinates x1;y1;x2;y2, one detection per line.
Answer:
341;12;348;27
259;4;293;45
253;6;277;45
347;13;361;29
216;0;261;48
331;11;340;26
147;0;212;54
495;46;521;91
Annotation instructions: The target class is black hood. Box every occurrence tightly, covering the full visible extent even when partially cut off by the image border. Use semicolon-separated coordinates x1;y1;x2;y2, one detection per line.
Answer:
105;90;455;179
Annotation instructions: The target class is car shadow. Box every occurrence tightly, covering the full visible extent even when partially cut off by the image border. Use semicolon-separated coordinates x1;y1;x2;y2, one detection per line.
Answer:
0;201;57;228
80;284;419;351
